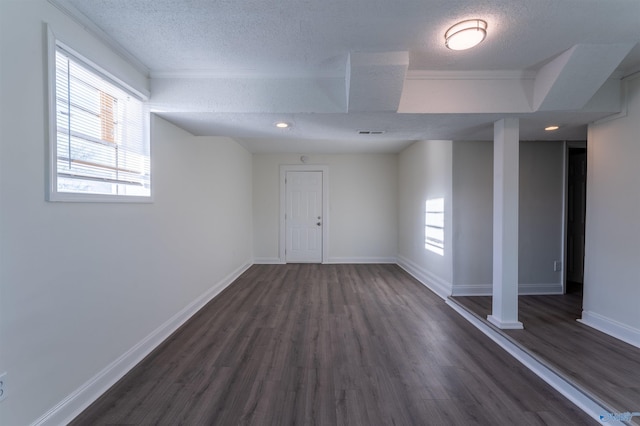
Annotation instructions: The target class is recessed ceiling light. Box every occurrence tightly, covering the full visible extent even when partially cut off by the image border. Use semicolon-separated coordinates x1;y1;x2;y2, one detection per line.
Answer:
275;122;290;129
445;19;488;51
545;125;560;131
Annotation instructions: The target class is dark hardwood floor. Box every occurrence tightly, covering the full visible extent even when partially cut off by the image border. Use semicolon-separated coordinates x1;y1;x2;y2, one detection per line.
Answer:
453;293;640;425
71;264;595;425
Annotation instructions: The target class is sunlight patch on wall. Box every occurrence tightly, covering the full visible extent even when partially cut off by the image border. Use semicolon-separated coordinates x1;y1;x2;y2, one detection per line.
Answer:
425;198;445;256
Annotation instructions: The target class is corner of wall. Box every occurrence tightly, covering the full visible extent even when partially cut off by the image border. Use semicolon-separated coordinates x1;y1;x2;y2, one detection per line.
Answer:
31;261;252;426
578;311;640;350
397;255;452;300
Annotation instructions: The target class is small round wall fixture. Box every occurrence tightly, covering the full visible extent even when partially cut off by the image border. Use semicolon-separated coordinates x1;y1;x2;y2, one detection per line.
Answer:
445;19;488;50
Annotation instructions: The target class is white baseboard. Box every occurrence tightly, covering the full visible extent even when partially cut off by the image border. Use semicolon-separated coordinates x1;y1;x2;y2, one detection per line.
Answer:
32;260;253;426
578;310;640;350
519;283;564;295
451;284;492;296
253;257;284;264
451;283;563;296
446;299;624;425
396;255;452;300
255;257;397;265
325;256;397;264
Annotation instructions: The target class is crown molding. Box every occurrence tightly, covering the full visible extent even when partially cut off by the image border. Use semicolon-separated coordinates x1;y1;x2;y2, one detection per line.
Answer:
406;69;537;80
150;69;344;80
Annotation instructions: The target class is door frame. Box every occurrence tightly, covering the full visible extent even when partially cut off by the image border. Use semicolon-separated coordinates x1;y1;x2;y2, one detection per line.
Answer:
279;164;329;263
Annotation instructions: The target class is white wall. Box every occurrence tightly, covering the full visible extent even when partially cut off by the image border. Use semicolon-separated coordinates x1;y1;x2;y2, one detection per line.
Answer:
0;2;253;424
252;153;398;263
451;140;565;295
397;140;454;298
582;74;640;348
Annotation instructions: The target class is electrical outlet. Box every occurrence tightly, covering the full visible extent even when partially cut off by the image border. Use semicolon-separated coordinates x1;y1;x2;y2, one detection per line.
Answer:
554;261;562;272
0;372;6;402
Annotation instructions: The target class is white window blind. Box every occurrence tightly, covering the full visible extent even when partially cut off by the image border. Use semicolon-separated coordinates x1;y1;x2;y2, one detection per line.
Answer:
53;47;150;199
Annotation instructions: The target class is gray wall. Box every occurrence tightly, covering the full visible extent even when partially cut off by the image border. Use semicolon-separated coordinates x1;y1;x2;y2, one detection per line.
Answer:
452;141;494;290
519;141;565;288
451;140;565;295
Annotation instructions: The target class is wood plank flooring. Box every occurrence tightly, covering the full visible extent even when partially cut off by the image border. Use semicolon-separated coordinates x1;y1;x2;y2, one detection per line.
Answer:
453;293;640;425
71;264;595;425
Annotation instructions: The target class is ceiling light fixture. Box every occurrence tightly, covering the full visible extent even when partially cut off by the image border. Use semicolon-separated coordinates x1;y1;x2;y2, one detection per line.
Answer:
545;125;560;131
445;19;487;51
275;122;290;129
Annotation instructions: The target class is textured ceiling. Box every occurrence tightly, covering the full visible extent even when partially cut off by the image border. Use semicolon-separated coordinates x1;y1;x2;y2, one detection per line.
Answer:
50;0;640;152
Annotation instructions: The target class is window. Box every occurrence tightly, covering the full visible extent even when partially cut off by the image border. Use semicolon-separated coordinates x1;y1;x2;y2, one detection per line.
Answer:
425;198;445;255
49;43;150;201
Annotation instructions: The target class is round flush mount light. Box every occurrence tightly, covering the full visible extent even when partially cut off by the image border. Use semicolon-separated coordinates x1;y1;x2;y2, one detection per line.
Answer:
545;125;560;131
445;19;488;50
275;122;290;129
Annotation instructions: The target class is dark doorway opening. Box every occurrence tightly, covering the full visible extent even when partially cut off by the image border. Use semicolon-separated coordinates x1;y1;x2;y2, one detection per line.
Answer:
565;143;587;295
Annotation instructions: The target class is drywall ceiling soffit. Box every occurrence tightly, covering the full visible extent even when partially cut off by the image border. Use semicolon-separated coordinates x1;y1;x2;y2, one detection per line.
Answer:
141;60;632;147
151;56;626;117
346;51;409;113
149;75;348;114
533;44;636;111
397;46;633;115
149;51;412;114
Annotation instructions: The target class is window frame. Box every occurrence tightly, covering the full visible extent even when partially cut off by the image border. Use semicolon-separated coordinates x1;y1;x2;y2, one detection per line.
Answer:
47;27;152;203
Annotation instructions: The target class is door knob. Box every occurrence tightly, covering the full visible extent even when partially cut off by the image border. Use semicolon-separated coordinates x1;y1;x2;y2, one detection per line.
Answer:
317;222;321;226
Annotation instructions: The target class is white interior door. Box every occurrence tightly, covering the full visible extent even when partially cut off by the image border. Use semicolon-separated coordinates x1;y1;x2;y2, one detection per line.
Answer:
285;171;323;263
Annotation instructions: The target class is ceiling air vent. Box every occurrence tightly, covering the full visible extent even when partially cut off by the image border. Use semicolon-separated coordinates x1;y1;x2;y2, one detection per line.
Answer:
358;130;386;135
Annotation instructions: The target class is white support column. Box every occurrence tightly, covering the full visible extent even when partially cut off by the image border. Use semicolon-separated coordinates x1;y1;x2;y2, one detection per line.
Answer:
488;118;524;329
